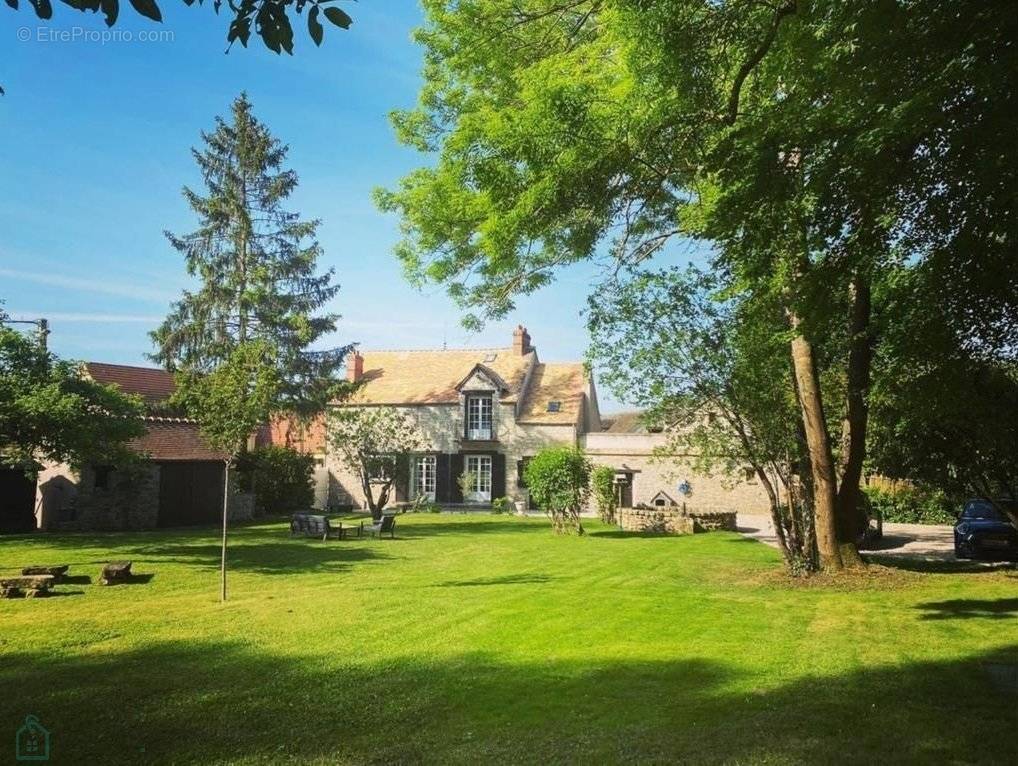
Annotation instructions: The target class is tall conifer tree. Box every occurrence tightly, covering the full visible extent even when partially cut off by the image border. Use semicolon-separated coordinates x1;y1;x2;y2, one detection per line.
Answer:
153;94;352;600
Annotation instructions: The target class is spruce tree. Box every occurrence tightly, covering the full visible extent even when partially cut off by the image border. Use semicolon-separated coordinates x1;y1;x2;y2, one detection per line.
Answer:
153;94;352;601
153;93;351;418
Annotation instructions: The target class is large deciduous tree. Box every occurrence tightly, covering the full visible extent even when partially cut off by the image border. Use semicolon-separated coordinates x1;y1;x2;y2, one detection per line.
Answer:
378;0;1014;572
1;310;145;471
328;407;428;519
152;94;352;600
588;266;817;571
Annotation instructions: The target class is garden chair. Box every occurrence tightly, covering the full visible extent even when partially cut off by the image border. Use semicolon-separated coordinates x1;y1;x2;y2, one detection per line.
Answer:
365;511;398;539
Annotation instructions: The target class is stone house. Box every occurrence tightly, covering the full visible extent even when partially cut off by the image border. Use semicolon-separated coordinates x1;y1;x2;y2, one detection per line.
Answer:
581;411;772;514
35;363;252;531
325;326;600;507
317;326;771;515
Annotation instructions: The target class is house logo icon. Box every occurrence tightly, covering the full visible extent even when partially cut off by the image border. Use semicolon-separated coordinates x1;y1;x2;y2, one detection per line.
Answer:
15;715;49;761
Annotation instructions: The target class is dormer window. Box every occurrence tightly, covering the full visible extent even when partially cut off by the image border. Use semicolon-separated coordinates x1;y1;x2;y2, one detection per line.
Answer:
466;394;493;440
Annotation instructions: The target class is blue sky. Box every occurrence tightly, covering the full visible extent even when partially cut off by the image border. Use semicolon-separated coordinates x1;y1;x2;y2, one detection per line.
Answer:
0;1;697;413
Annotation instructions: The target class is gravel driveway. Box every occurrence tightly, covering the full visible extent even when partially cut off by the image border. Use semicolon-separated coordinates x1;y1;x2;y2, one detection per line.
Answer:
737;513;959;562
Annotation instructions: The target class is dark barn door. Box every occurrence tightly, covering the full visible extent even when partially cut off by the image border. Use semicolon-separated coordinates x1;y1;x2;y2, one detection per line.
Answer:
0;468;37;533
157;461;225;527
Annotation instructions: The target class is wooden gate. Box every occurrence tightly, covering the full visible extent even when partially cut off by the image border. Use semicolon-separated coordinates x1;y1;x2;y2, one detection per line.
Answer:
157;461;225;527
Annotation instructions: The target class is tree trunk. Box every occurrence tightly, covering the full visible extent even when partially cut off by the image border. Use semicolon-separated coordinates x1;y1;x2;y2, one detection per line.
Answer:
835;274;871;567
221;457;230;603
788;320;843;571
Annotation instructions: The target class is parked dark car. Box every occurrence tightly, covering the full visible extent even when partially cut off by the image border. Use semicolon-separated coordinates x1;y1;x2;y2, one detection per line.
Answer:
954;499;1018;560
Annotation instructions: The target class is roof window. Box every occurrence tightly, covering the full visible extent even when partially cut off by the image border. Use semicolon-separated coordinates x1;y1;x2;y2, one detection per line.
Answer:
483;352;497;363
546;401;561;413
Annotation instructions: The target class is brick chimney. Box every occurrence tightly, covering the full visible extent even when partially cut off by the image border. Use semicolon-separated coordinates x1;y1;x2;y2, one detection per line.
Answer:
346;351;364;382
512;325;532;356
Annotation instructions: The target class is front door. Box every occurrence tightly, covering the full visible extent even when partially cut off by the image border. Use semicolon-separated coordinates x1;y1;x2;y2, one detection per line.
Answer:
413;455;437;501
465;455;492;503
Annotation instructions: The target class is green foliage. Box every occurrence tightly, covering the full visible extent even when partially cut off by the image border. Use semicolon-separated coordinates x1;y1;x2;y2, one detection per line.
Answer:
491;496;514;515
152;93;353;422
0;321;146;470
587;266;817;570
591;465;617;524
328;407;428;517
5;0;353;57
457;470;478;501
863;486;956;526
236;445;315;515
524;446;590;534
171;341;280;455
868;268;1018;519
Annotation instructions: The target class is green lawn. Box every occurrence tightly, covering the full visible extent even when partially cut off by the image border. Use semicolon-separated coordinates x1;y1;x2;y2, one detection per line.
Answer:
1;514;1015;765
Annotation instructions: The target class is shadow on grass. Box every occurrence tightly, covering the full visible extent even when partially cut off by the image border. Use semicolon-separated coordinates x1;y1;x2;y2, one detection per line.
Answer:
0;640;1015;764
587;529;685;540
864;555;1015;575
129;542;389;575
916;598;1018;620
436;574;555;587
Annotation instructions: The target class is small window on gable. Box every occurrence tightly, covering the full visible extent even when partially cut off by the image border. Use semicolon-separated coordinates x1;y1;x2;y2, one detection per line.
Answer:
483;352;497;363
547;401;561;413
654;497;667;507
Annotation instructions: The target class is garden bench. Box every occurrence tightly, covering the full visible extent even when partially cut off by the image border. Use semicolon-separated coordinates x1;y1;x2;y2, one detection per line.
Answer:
1;574;56;598
290;513;361;541
100;561;132;585
21;565;69;581
364;512;398;539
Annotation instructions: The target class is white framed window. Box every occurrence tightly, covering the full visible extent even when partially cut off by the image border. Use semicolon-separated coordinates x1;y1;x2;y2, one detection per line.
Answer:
465;455;492;501
466;395;493;440
414;455;437;501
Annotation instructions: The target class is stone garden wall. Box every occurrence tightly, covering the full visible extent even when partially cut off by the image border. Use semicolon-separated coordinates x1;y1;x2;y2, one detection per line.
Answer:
617;507;738;535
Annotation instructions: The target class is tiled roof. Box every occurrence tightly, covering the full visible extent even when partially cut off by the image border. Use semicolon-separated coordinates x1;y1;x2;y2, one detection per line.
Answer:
517;363;587;425
600;410;650;433
132;420;229;462
84;362;227;461
85;362;175;407
347;348;536;405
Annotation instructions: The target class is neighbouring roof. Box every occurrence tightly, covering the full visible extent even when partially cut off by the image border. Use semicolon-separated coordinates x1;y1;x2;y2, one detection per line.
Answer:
347;348;536;405
85;362;175;407
600;410;651;433
517;363;587;425
131;420;229;462
84;362;227;462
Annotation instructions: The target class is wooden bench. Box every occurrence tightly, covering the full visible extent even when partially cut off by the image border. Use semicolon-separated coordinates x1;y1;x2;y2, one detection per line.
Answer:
1;574;56;598
22;565;69;582
290;513;361;541
100;561;132;585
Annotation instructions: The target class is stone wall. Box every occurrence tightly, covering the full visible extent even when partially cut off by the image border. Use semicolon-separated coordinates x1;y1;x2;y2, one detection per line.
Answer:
324;401;579;508
617;507;737;535
40;464;161;531
618;507;694;535
583;431;774;513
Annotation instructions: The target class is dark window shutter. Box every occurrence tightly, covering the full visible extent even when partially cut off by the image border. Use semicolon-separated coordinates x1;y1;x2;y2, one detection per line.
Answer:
491;453;506;499
450;453;464;503
435;454;450;503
